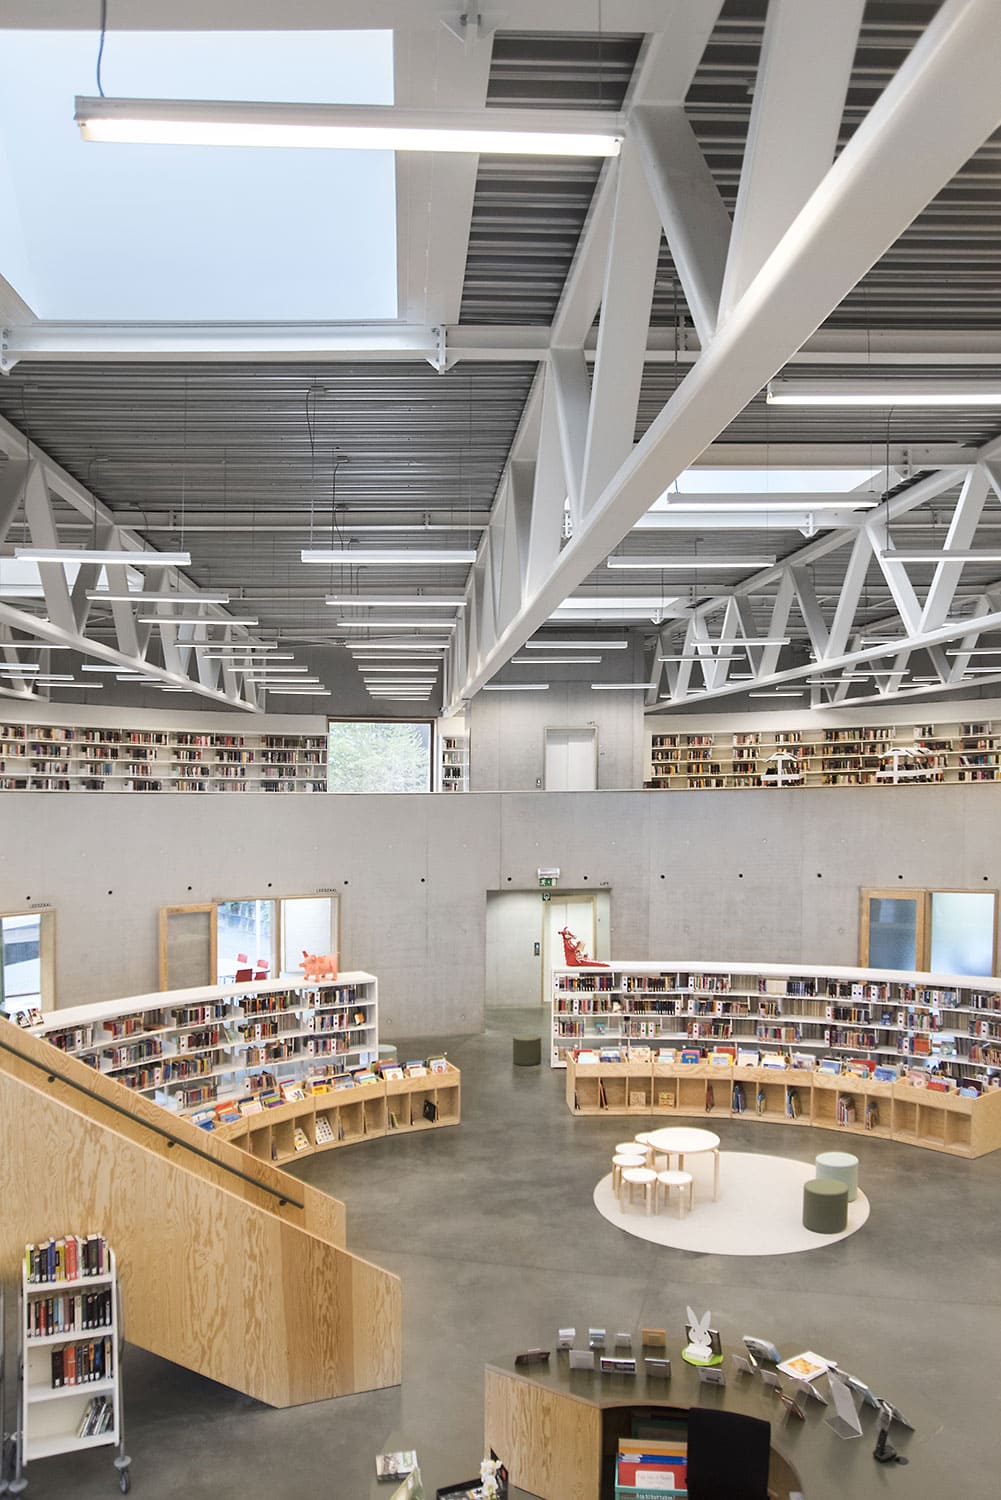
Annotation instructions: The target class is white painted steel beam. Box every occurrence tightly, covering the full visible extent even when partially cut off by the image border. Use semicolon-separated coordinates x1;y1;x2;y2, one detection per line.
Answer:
450;0;1001;709
718;0;864;321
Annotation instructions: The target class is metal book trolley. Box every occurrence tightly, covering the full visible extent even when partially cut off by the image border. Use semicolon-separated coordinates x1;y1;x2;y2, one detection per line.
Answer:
1;1234;132;1495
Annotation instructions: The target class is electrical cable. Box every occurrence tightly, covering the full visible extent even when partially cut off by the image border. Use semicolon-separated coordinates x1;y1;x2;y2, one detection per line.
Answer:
96;0;108;98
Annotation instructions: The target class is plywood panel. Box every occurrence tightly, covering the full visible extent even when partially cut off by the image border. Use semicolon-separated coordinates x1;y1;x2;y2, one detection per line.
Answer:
484;1369;601;1500
0;1032;398;1407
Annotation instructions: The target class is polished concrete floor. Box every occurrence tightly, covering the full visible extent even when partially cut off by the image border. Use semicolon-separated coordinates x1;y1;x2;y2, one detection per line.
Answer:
15;1006;1001;1499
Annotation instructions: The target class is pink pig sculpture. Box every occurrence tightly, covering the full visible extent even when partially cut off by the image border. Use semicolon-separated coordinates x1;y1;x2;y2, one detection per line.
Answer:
301;950;339;981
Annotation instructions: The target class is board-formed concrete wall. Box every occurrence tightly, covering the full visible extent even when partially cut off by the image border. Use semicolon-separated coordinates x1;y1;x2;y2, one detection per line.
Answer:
2;784;997;1033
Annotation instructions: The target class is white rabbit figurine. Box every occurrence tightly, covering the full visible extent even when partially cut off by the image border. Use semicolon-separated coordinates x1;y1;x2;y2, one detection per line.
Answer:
479;1457;501;1498
682;1306;716;1366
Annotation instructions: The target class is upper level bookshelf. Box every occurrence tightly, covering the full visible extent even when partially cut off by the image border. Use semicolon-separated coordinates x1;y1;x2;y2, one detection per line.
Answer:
0;721;327;793
438;733;469;793
644;718;1001;792
29;975;378;1116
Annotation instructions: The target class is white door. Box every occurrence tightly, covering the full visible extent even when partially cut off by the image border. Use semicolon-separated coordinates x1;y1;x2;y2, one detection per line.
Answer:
542;895;597;1001
544;728;597;790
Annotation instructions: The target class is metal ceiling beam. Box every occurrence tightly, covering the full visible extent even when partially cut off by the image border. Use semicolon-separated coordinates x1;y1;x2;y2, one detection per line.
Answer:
7;321;1001;370
448;0;1001;710
0;1;677;31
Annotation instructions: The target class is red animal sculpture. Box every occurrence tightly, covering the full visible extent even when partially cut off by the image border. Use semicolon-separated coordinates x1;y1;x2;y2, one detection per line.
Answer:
558;927;609;968
302;950;339;981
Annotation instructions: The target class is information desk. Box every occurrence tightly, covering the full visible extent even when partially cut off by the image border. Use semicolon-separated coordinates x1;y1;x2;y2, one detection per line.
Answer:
484;1353;921;1500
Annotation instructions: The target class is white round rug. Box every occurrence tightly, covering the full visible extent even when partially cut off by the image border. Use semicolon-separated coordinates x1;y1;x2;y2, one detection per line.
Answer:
594;1152;869;1256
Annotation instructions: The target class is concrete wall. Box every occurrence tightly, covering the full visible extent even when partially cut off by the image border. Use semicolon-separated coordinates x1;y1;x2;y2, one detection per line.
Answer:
3;784;1000;1034
470;680;646;791
485;889;610;1008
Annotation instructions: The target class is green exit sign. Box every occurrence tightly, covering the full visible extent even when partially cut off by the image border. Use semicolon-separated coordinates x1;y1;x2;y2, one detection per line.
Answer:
538;876;556;888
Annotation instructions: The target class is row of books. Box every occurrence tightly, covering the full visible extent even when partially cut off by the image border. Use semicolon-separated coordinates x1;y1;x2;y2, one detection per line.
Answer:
616;1436;686;1498
194;1058;448;1129
76;1395;115;1439
27;1288;113;1338
25;1235;108;1284
51;1336;113;1388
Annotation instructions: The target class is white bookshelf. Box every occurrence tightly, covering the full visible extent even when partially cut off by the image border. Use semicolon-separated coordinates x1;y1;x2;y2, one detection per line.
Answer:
438;733;469;792
32;974;378;1116
550;958;1001;1087
19;1242;128;1484
644;718;1000;791
0;721;328;793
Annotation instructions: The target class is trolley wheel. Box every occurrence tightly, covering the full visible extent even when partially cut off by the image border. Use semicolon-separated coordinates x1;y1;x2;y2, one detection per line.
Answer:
118;1471;130;1494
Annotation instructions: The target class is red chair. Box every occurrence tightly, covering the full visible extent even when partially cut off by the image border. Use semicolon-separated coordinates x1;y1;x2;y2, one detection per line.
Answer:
253;958;270;981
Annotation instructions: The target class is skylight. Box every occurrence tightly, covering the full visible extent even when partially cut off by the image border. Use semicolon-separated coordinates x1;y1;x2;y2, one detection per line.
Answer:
656;467;884;500
0;29;396;319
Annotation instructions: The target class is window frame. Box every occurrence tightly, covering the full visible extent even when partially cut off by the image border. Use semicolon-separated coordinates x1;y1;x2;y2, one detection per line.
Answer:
326;715;435;795
0;906;56;1015
859;887;998;975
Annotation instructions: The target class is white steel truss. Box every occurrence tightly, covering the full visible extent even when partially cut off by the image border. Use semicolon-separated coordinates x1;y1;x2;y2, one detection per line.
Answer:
442;0;1001;711
647;461;1001;710
0;414;280;709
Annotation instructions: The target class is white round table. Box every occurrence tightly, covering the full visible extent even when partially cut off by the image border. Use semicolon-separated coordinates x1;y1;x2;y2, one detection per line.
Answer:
645;1126;721;1201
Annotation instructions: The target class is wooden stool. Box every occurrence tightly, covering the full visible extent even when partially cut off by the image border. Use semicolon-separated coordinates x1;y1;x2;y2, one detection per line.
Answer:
620;1166;658;1215
657;1168;694;1217
612;1152;646;1193
634;1132;667;1169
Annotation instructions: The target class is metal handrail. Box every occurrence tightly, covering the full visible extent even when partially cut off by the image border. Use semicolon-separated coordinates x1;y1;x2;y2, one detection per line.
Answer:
0;1026;304;1211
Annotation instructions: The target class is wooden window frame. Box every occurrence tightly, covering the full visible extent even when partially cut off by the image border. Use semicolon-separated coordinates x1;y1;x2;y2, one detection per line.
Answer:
860;887;998;974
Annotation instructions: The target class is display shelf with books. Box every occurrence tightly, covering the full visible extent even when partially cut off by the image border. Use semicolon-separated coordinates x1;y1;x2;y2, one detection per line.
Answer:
0;719;328;792
438;733;469;792
30;975;378;1117
555;959;1001;1155
643;716;1001;793
210;1061;461;1160
15;1235;131;1490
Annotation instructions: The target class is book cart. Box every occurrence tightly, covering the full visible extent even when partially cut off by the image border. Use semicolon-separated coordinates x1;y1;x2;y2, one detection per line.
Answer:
6;1237;131;1494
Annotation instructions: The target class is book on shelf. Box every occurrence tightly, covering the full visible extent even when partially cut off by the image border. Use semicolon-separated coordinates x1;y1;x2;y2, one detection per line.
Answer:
25;1234;108;1284
76;1395;115;1439
428;1056;448;1074
777;1350;830;1383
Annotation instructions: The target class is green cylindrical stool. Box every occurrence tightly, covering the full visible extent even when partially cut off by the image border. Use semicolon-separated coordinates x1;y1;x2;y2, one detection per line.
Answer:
815;1150;859;1203
803;1177;849;1233
513;1035;542;1067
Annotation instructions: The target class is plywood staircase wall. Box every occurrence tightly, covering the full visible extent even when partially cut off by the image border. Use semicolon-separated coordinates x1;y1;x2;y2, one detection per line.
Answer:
0;1023;401;1408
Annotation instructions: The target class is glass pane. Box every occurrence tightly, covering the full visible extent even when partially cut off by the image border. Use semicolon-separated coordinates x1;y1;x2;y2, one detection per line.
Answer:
217;901;274;983
867;897;919;970
164;910;213;990
327;722;432;793
1;913;41;1014
281;898;337;978
929;892;996;977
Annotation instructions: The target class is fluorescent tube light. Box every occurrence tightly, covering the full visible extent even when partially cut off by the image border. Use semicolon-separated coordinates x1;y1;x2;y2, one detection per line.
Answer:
524;640;627;650
139;615;258;626
115;674;148;681
46;682;103;688
326;595;466;607
362;667;440;675
80;663;139;672
0;664;40;674
607;555;776;569
511;656;601;664
260;688;331;696
75;97;623;157
481;683;550;691
16;547;191;566
336;620;456;630
87;589;230;604
30;675;77;683
558;597;683;610
200;651;294;660
652;496;878;512
880;549;1001;563
658;641;791;660
768;377;1001;406
590;683;651;690
748;690;807;697
302;549;476;565
946;647;1001;655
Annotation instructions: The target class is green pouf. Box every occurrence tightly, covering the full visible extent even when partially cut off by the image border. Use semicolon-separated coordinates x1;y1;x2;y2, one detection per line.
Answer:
803;1177;849;1233
815;1150;859;1202
513;1035;542;1066
378;1044;398;1064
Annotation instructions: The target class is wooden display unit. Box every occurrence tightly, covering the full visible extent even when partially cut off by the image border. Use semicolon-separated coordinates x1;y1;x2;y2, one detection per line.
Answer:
30;975;378;1116
0;720;327;793
212;1065;461;1162
565;1056;1001;1157
644;718;1001;793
